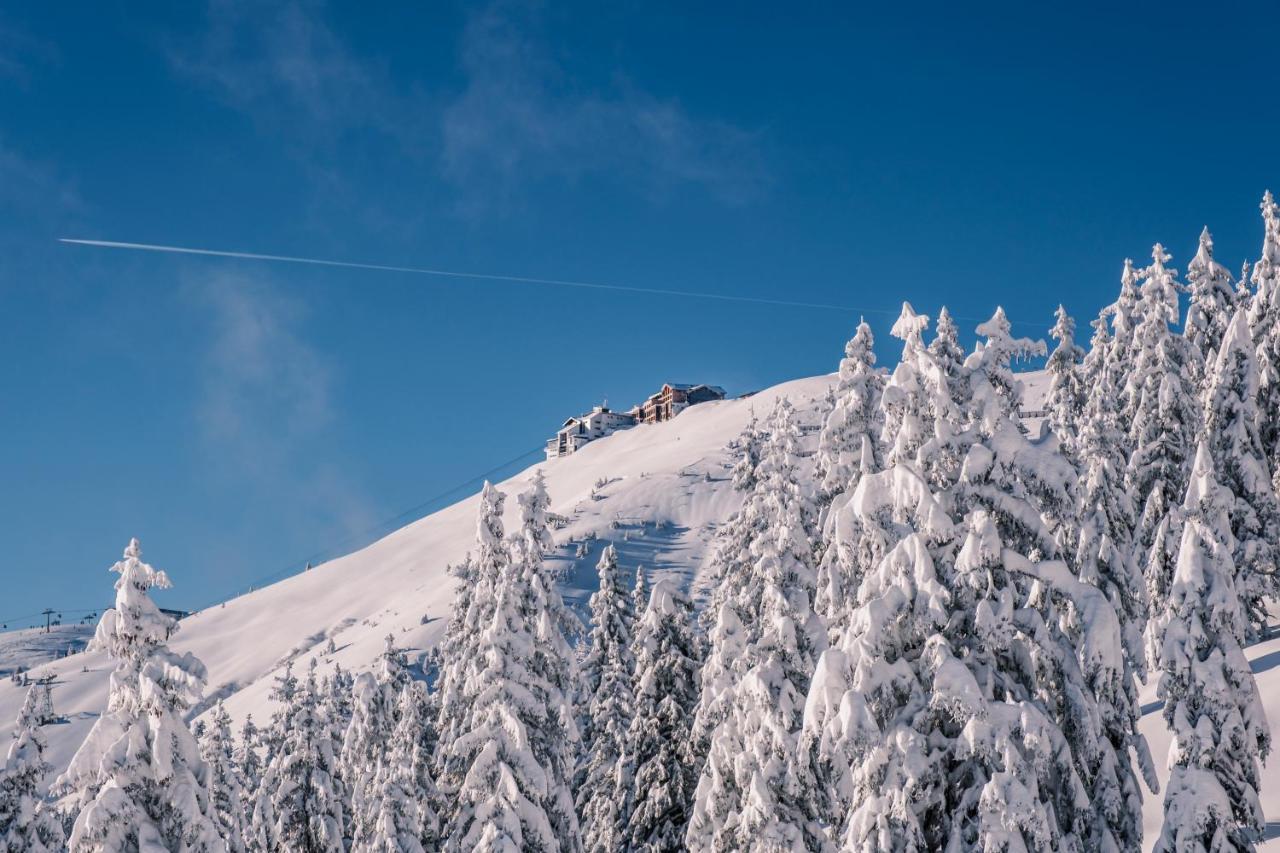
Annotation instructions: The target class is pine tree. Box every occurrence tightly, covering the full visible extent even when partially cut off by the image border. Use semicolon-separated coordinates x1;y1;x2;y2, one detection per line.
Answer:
625;580;701;853
1126;244;1202;615
365;680;439;853
730;413;762;493
257;658;346;853
441;475;581;852
434;481;507;793
880;302;933;467
1184;226;1237;377
510;472;582;852
236;714;263;829
1248;191;1280;490
1112;257;1144;423
1046;304;1086;458
0;685;66;852
1150;443;1269;851
814;318;884;507
1202;308;1280;640
55;538;223;852
442;535;558;851
687;398;826;852
575;545;637;853
201;701;250;852
807;310;1148;850
345;637;412;850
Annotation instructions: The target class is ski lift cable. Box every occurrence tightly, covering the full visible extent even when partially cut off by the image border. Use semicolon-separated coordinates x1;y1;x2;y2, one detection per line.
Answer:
190;443;546;612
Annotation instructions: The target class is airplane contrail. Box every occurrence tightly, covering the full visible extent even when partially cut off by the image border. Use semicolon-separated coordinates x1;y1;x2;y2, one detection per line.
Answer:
58;237;897;315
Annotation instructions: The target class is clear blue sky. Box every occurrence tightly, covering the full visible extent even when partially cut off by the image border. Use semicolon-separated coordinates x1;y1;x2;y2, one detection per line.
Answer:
2;1;1277;623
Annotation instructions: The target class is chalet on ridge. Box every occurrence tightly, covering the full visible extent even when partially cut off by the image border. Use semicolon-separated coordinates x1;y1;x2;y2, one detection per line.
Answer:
545;405;637;460
631;383;727;424
545;382;727;460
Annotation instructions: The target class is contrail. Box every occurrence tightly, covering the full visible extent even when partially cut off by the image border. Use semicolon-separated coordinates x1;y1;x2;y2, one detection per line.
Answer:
59;237;900;315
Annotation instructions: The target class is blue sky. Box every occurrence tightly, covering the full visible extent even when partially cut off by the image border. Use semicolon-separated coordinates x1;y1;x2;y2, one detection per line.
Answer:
2;0;1277;622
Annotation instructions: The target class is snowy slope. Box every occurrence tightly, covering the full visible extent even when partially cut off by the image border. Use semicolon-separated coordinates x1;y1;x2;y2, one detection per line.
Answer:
0;373;834;793
7;366;1280;851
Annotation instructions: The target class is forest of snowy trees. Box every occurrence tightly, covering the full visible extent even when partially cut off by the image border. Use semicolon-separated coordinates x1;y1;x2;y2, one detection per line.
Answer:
5;191;1280;851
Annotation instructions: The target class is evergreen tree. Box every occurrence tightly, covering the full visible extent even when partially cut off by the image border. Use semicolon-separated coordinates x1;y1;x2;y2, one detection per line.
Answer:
434;482;507;792
1202;308;1280;639
236;715;263;829
730;413;763;493
814;318;884;508
257;659;346;853
442;475;581;852
625;580;702;853
880;302;932;467
1112;257;1144;424
1248;191;1280;489
1046;304;1086;459
1184;226;1237;377
687;398;826;852
0;685;66;852
1150;443;1269;851
201;701;249;852
55;538;223;852
345;637;412;850
1126;244;1201;615
442;535;558;851
575;545;637;853
365;680;439;853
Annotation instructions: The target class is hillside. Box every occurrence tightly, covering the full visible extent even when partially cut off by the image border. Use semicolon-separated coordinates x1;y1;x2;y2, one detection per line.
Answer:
4;366;1278;850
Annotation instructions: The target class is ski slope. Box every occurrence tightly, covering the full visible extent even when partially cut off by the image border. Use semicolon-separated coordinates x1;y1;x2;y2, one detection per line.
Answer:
3;366;1279;850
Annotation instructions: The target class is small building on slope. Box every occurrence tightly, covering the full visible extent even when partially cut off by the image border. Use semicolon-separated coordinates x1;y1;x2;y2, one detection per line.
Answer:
630;383;727;424
546;405;637;460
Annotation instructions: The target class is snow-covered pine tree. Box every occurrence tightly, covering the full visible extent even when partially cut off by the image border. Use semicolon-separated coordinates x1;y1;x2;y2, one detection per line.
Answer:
880;302;932;468
261;663;299;768
236;714;263;830
1184;226;1237;378
966;308;1149;850
365;680;439;853
201;701;249;852
631;565;648;625
806;308;1147;850
1046;304;1086;460
1150;442;1269;852
928;306;968;403
817;305;944;633
1248;191;1280;489
814;318;884;509
434;481;507;793
625;580;702;853
575;545;636;853
0;684;66;852
1076;325;1148;672
1126;244;1202;613
1112;257;1144;423
442;524;558;851
55;538;223;853
258;658;346;853
510;472;582;852
345;637;412;850
686;398;827;852
730;412;762;493
441;474;581;852
1202;308;1280;640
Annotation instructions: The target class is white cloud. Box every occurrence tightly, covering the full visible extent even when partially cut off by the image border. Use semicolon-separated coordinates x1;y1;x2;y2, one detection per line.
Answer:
189;271;377;537
441;3;769;212
169;0;767;216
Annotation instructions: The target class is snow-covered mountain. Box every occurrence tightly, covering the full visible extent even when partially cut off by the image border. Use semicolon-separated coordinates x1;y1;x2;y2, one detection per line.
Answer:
5;366;1280;850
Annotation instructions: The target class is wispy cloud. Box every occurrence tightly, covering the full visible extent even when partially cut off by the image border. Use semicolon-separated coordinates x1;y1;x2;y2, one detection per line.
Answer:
189;272;376;538
169;0;409;146
0;13;58;84
441;2;769;212
168;0;768;217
